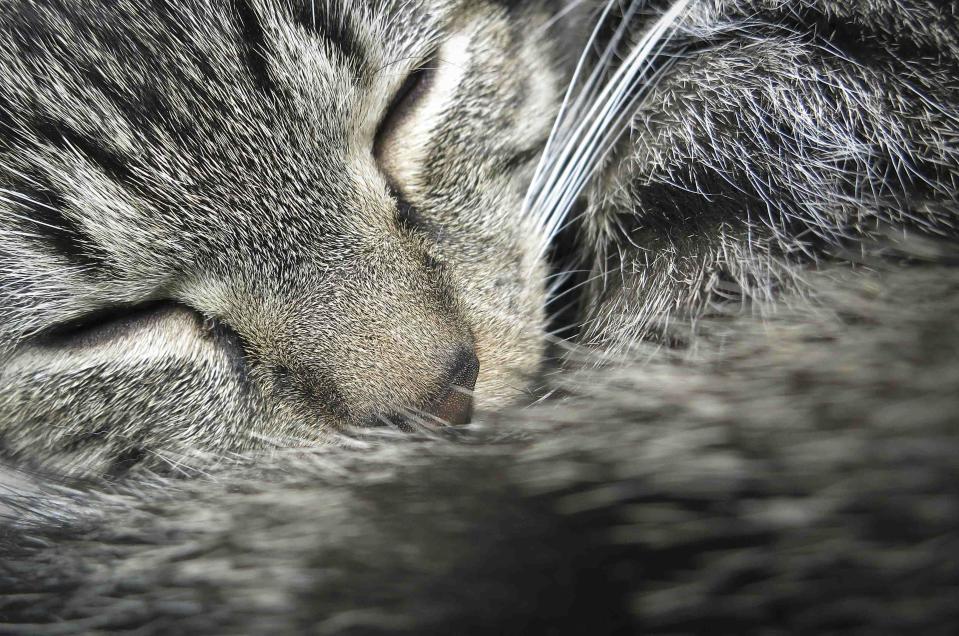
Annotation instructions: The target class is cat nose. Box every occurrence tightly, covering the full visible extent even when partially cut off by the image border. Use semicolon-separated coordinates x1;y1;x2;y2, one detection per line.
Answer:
426;347;480;425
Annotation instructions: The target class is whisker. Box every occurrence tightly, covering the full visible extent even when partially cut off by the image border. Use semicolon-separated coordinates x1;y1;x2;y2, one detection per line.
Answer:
525;0;695;276
537;5;691;257
523;0;622;221
533;0;592;39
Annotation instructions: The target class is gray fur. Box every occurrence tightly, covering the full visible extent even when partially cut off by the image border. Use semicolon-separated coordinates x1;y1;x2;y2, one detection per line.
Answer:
1;0;959;632
0;0;561;473
573;0;959;351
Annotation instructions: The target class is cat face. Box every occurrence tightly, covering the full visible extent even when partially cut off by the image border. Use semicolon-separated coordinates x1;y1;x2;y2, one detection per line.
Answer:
0;0;562;472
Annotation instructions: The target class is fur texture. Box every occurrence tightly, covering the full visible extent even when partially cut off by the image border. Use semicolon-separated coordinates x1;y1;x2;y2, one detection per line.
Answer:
3;260;959;633
0;0;561;473
1;0;958;632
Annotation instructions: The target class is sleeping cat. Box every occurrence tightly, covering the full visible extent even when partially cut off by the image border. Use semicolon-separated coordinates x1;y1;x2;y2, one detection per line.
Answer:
1;0;958;632
0;0;563;473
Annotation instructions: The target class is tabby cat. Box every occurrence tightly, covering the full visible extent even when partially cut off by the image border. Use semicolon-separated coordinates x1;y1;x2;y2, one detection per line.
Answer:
1;0;957;633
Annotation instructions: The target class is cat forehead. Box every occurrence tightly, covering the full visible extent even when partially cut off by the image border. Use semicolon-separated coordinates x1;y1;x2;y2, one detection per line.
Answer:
252;0;445;84
0;1;455;127
0;0;516;245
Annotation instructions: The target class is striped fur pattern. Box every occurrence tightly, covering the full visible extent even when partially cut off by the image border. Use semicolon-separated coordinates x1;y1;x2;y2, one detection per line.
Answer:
0;0;562;474
1;0;958;632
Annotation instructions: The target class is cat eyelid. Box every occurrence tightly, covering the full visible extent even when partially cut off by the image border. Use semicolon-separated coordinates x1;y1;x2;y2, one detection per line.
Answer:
373;53;439;172
373;30;475;197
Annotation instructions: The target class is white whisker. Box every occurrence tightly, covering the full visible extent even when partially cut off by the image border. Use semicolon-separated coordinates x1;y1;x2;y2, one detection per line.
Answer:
525;0;694;275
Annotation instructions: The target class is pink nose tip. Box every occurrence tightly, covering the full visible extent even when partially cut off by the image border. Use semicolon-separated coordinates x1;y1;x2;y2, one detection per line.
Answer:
427;349;480;425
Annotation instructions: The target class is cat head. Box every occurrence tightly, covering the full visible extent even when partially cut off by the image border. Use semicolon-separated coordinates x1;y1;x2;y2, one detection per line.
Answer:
0;0;565;473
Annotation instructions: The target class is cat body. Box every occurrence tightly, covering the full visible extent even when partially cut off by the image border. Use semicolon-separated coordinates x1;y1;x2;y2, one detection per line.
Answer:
1;0;958;632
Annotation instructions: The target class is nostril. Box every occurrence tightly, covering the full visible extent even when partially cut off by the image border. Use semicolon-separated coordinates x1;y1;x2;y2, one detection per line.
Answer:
427;346;480;426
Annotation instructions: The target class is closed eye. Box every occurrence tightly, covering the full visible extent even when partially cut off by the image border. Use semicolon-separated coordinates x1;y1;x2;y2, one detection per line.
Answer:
373;59;436;175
